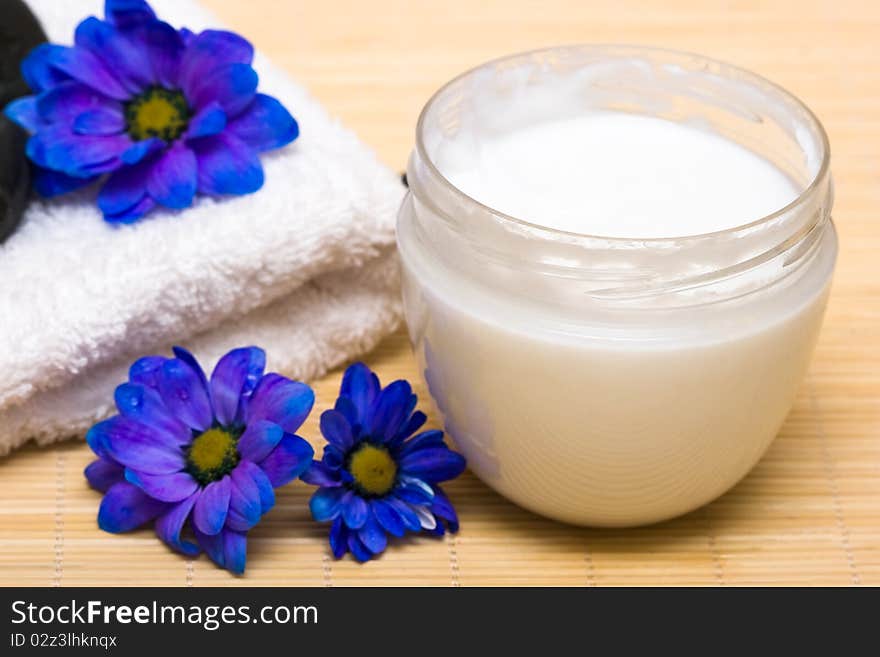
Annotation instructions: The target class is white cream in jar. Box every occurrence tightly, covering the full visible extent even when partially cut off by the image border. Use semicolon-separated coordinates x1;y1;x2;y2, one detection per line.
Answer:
439;112;799;237
398;46;836;526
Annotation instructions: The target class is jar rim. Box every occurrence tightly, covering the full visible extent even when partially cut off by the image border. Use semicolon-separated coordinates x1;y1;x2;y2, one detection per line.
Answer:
414;43;831;244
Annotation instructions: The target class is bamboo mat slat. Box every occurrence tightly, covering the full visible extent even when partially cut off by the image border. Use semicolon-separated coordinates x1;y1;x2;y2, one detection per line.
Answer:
1;0;878;586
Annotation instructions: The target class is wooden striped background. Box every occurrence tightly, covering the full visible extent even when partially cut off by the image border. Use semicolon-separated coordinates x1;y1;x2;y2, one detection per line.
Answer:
0;0;877;585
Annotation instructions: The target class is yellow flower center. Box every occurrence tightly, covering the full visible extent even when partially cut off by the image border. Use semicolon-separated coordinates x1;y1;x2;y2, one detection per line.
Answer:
186;428;239;485
348;444;397;496
124;86;190;142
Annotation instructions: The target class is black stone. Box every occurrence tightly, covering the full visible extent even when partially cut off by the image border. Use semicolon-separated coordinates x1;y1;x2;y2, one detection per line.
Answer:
0;115;29;243
0;0;48;244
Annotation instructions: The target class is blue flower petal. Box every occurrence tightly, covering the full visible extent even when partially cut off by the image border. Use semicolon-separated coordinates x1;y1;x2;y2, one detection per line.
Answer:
341;492;368;530
225;511;253;533
85;458;125;493
21;43;71;92
172;346;210;387
92;416;185;475
120;137;164;165
191;132;264;196
137;20;185;88
390;410;427;448
300;461;342;487
399;447;467;483
225;509;250;532
146;142;197;209
247;374;314;434
309;486;345;522
347;533;373;562
184;102;227;140
35;43;130;100
157;355;213;431
103;193;156;224
128;355;166;389
323;444;345;469
398;429;446;457
27;126;129;177
114;382;191;443
430;485;459;532
386;497;423;532
193;476;231;536
319;409;353;450
414;504;438;530
4;96;41;132
223;530;247;575
237;460;275;514
34;80;116;126
339;363;380;427
33;167;96;198
237;420;283;463
371;499;406;537
394;476;434;506
209;346;266;426
112;384;188;443
367;380;414;442
358;511;387;555
125;469;199;502
74;107;125;135
194;527;224;569
179;29;254;98
334;397;359;430
258;434;314;487
189;62;257;116
227;462;262;531
329;517;348;559
85;422;112;459
155;491;200;556
98;481;168;533
75;16;152;93
178;28;195;45
228;93;298;152
105;0;157;29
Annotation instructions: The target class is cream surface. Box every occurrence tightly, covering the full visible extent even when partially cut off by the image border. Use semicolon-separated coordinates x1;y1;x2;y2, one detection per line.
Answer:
439;112;800;238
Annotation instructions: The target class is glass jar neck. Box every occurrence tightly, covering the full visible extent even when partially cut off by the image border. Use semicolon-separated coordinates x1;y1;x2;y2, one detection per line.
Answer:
406;45;833;309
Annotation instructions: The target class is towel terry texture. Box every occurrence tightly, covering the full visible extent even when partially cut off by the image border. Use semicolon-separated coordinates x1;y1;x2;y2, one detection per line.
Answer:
0;0;405;455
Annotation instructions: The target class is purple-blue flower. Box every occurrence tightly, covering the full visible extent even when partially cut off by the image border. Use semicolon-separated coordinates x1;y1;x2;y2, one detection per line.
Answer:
84;346;314;574
4;0;298;223
301;363;466;562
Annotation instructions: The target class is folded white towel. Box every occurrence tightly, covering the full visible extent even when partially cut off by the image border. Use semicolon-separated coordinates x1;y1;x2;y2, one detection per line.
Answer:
0;0;404;455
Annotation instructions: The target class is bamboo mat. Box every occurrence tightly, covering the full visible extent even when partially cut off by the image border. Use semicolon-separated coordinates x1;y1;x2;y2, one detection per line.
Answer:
1;0;878;586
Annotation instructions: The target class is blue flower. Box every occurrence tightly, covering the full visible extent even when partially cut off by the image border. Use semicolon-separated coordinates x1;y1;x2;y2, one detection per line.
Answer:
3;0;298;223
301;363;466;562
84;346;314;574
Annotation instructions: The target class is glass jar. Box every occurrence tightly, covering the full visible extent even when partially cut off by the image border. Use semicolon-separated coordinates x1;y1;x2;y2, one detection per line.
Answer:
397;45;836;526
